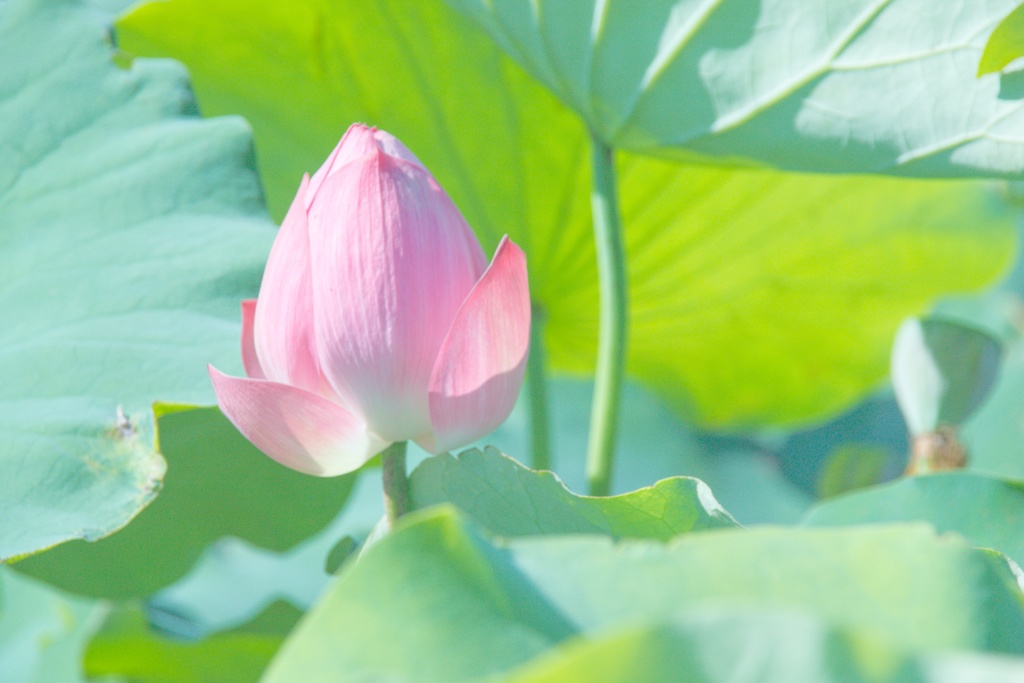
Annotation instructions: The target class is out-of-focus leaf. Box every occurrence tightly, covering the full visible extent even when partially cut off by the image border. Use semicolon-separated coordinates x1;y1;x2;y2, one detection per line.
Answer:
803;471;1024;567
263;508;1024;682
962;343;1024;478
891;318;1002;435
144;469;386;640
496;611;908;683
980;3;1024;76
0;0;275;559
410;447;738;539
83;603;287;683
117;0;1015;430
815;443;888;499
0;569;103;683
14;406;354;599
262;508;579;683
499;612;1024;683
448;0;1024;178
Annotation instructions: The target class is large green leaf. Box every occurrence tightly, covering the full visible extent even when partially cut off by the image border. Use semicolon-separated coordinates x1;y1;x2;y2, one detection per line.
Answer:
802;471;1024;567
448;0;1024;177
410;446;738;539
264;508;1024;682
117;0;1015;429
13;406;355;598
0;0;276;559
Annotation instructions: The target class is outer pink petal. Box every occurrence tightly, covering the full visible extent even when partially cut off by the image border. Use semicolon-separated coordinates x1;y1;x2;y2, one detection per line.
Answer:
240;299;265;380
424;236;530;454
308;150;488;442
209;366;386;476
253;175;324;395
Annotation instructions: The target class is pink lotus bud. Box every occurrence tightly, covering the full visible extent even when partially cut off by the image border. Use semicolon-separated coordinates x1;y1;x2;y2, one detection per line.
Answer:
209;124;531;476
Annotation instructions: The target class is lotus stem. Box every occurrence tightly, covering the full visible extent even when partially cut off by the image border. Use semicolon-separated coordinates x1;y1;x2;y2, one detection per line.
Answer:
527;303;552;471
381;441;410;525
585;131;628;497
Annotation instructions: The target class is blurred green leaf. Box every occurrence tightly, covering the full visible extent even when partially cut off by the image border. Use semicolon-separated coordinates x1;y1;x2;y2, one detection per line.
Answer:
963;343;1024;478
495;611;909;683
0;569;103;683
498;612;1024;683
14;407;354;599
410;446;738;539
263;508;579;683
816;443;888;499
264;507;1024;682
144;469;387;640
891;318;1002;435
0;0;275;559
84;603;288;683
448;0;1024;177
980;3;1024;76
117;0;1015;430
803;471;1024;567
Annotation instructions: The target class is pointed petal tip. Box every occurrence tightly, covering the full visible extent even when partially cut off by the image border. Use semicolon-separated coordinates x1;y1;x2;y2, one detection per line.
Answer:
427;234;531;453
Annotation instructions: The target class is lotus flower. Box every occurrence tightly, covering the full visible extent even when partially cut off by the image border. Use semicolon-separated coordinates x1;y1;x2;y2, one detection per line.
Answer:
209;124;530;476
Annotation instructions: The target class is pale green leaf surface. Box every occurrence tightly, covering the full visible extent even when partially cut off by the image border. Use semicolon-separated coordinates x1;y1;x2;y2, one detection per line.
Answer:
494;611;910;683
496;612;1024;683
262;508;580;683
962;343;1024;478
0;568;103;683
410;446;738;539
449;0;1024;177
117;0;1015;429
803;471;1024;567
0;0;275;559
980;2;1024;76
13;407;355;599
264;508;1024;682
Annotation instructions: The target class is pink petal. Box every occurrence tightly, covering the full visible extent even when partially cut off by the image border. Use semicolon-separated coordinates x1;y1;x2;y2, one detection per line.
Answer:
209;366;386;476
306;124;425;209
424;236;530;453
240;299;265;379
308;150;488;443
253;175;325;395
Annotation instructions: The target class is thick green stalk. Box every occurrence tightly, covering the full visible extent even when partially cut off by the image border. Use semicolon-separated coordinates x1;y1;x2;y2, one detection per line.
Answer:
527;303;552;471
585;131;628;497
381;441;409;526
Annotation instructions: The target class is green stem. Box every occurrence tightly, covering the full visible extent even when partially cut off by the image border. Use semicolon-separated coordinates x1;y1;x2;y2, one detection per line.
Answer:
527;303;552;471
381;441;409;526
585;131;628;497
